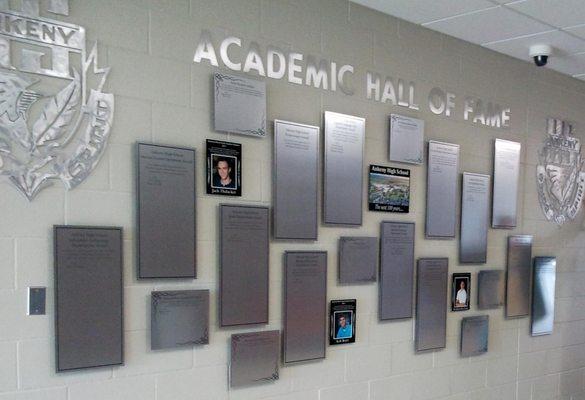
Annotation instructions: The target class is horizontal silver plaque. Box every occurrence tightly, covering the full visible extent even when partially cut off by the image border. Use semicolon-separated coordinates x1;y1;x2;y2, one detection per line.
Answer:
230;330;280;388
492;139;521;228
506;235;533;318
460;172;490;263
531;257;556;336
339;237;378;284
460;315;489;357
415;258;448;352
477;270;505;310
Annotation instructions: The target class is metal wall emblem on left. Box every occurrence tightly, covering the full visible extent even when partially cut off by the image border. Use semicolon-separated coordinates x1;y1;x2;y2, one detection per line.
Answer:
0;0;114;200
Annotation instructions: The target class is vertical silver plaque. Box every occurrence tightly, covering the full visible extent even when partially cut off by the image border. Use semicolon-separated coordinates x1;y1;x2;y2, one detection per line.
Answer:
506;235;533;318
151;290;209;350
389;114;424;165
137;143;196;279
220;204;269;327
379;222;415;320
339;237;377;284
531;257;556;336
477;270;505;310
492;139;521;228
323;111;365;226
460;316;489;357
230;330;280;388
460;172;490;263
274;120;319;240
54;226;123;371
426;141;460;238
283;252;327;363
415;258;448;352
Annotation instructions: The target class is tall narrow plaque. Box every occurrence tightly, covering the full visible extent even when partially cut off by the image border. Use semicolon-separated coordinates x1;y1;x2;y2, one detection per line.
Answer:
478;270;505;309
531;257;556;336
137;143;196;279
506;235;533;318
492;139;521;228
55;226;123;371
460;172;490;263
274;120;319;240
323;111;365;226
339;237;377;284
426;141;459;238
460;316;489;357
220;204;269;326
415;258;448;352
283;251;327;363
380;222;415;320
230;331;280;388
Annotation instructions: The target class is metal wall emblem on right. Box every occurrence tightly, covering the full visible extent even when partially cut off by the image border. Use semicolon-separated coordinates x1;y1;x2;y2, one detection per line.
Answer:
537;118;585;225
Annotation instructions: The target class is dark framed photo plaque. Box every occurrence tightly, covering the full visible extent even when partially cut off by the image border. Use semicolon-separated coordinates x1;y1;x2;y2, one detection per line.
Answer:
368;165;410;213
206;139;242;196
451;273;471;311
329;299;356;345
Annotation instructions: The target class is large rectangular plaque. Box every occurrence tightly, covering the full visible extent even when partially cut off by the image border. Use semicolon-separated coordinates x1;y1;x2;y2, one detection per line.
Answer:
460;316;489;357
220;204;269;326
323;111;365;226
339;237;377;284
506;235;533;318
379;222;415;320
492;139;521;228
531;257;556;336
477;270;505;309
389;114;424;165
426;141;459;238
415;258;448;352
283;251;327;363
151;290;209;350
54;226;123;371
137;143;196;279
274;120;319;240
460;172;490;263
230;331;280;388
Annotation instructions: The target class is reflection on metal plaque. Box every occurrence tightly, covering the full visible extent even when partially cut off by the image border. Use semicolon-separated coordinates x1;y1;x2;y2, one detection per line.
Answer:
460;315;489;357
531;257;556;336
506;235;532;318
477;270;505;310
460;172;490;263
492;139;521;228
537;118;585;225
0;0;114;200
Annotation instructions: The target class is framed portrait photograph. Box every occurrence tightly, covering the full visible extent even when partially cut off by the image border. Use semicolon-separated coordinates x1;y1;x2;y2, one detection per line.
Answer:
368;165;410;213
206;139;242;196
329;299;356;345
452;273;471;311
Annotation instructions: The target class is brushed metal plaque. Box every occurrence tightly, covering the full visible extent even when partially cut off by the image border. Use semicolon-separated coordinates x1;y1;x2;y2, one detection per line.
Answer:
506;235;533;318
283;251;327;363
151;290;209;350
477;270;505;310
389;114;424;165
274;120;319;240
323;111;365;226
339;237;377;284
54;226;123;371
415;258;448;352
379;222;415;320
492;139;521;228
460;315;489;357
531;257;556;336
460;172;490;263
137;143;196;279
426;141;459;238
220;204;269;327
230;330;280;388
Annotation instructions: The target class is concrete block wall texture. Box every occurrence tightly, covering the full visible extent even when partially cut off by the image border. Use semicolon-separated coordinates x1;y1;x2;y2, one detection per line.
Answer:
0;0;584;399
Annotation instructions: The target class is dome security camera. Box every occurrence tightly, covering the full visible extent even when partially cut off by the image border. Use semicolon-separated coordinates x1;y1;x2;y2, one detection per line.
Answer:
529;44;553;67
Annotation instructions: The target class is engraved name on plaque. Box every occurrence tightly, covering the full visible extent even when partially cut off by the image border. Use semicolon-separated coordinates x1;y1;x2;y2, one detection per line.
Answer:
324;111;365;226
426;141;459;238
55;226;123;371
230;330;280;388
478;270;505;310
492;139;521;228
380;222;415;320
506;235;533;318
274;120;319;240
220;204;269;326
137;143;196;279
415;258;448;352
339;237;378;284
531;257;556;336
283;251;327;363
460;172;490;263
460;315;489;357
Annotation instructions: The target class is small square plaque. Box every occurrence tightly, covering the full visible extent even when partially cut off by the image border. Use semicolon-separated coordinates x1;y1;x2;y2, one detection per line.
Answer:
230;330;280;388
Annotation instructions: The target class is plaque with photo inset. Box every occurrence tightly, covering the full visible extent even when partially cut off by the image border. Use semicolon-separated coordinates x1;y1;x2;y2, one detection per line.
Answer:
206;139;242;196
531;257;556;336
460;172;490;264
478;270;505;310
460;315;489;357
415;258;448;352
506;235;533;318
492;139;521;228
329;299;356;345
230;330;280;388
339;237;377;284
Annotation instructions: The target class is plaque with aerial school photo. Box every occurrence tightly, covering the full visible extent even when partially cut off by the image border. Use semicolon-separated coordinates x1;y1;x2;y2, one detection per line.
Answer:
368;165;410;213
206;139;242;196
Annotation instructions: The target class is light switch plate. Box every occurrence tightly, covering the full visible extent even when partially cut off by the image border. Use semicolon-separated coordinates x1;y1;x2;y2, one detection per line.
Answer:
28;287;46;315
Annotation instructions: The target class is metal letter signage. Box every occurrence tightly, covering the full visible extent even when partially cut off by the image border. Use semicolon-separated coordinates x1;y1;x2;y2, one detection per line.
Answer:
537;118;585;224
0;0;114;200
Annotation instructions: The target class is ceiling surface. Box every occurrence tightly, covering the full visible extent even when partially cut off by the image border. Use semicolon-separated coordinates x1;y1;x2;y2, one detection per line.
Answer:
351;0;585;81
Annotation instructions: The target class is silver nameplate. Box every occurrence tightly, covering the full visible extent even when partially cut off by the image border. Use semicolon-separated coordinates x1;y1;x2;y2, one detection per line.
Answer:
460;315;489;357
283;251;327;363
230;330;279;388
460;172;490;263
274;120;319;240
415;258;448;352
426;141;459;238
220;204;269;326
492;139;521;228
477;270;505;309
339;237;378;284
531;257;556;336
506;235;533;318
137;143;196;278
323;111;365;226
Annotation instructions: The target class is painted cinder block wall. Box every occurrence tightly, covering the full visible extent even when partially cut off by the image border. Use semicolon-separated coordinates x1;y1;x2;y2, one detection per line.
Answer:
1;0;585;399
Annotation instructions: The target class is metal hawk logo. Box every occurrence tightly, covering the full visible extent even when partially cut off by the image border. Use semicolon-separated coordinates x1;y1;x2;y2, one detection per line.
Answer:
537;118;585;225
0;0;113;200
